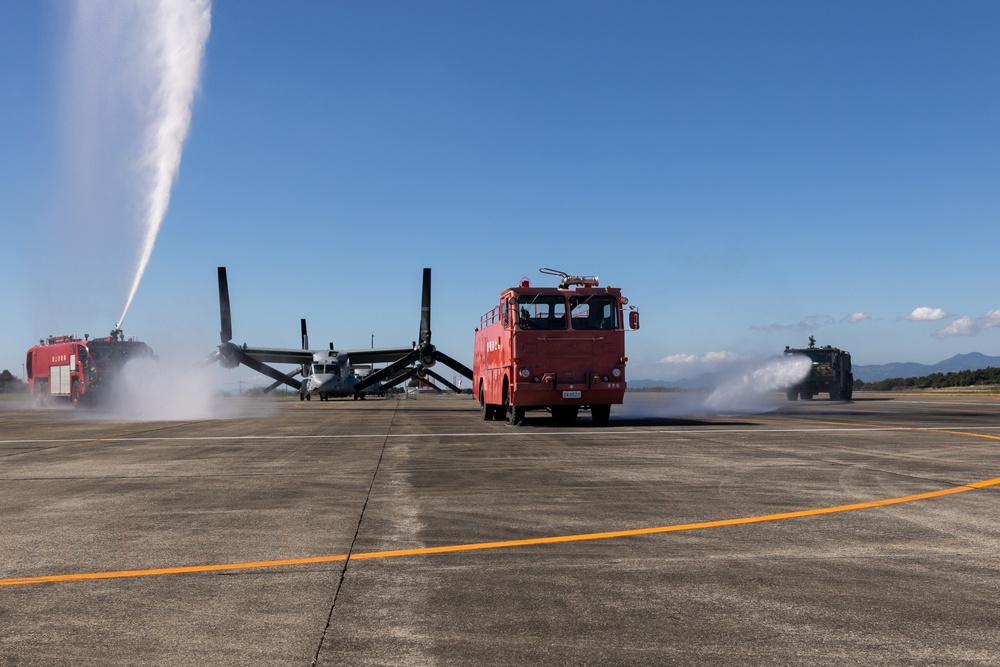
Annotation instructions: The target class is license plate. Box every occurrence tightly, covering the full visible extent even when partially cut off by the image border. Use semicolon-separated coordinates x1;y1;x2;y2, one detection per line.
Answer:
562;390;581;399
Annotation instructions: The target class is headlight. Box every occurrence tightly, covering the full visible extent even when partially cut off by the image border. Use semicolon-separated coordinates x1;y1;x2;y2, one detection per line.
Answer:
612;368;622;377
520;368;531;378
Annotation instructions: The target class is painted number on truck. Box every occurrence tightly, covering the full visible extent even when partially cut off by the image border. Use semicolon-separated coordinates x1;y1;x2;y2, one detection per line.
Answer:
562;390;581;399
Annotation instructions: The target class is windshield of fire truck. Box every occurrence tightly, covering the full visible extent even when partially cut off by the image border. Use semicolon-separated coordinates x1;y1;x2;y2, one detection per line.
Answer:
86;341;155;369
517;295;566;330
788;350;834;365
570;295;619;330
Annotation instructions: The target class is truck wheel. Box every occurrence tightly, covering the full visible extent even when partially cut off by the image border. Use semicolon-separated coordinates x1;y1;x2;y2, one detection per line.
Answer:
591;404;611;425
479;385;492;420
508;406;524;426
551;406;578;423
786;391;798;401
70;380;81;407
829;388;841;400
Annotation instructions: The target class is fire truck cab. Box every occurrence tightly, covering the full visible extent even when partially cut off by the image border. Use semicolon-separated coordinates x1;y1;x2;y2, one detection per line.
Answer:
474;268;638;425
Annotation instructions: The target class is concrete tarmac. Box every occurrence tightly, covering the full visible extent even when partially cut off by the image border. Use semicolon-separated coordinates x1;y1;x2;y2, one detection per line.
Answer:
2;391;1000;666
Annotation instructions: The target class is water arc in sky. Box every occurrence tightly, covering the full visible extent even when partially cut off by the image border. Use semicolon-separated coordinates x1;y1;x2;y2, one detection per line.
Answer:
115;0;211;329
67;0;212;331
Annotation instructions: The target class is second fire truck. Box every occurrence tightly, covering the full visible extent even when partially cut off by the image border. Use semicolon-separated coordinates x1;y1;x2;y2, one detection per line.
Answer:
474;268;639;425
25;329;156;406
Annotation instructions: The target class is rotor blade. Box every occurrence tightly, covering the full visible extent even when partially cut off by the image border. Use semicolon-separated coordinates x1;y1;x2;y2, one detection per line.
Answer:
218;267;233;344
264;367;304;394
420;267;431;345
301;318;308;350
423;368;462;393
351;349;421;393
229;345;303;390
432;350;473;380
379;367;414;385
380;368;417;391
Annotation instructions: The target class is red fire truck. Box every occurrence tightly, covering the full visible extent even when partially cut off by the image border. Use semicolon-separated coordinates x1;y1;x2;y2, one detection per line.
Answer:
474;268;639;425
25;329;155;406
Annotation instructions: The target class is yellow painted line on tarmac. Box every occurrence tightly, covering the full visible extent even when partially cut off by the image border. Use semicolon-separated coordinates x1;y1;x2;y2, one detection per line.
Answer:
4;474;1000;588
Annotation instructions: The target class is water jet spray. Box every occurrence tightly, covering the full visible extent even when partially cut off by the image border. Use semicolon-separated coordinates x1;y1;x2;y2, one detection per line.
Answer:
75;0;212;329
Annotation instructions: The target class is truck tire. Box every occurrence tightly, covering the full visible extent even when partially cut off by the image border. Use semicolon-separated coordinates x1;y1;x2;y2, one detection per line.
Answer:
480;393;498;421
591;404;611;425
502;379;522;425
551;406;578;423
70;380;81;406
508;405;524;426
480;384;496;420
786;391;798;401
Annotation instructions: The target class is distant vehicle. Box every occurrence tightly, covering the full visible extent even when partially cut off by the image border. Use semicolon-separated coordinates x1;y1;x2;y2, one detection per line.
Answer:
25;329;156;406
473;268;639;425
783;336;853;401
210;267;471;400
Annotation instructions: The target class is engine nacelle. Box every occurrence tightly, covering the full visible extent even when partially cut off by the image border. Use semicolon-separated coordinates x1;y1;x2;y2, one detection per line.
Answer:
218;345;240;369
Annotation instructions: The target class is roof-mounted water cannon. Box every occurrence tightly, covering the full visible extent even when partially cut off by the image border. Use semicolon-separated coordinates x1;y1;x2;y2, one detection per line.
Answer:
539;267;600;289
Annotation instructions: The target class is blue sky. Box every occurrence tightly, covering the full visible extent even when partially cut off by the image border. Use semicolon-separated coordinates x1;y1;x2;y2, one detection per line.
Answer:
2;0;998;387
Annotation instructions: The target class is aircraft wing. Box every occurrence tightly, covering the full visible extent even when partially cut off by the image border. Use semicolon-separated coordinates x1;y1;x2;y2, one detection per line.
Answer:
340;347;418;365
240;346;418;367
240;347;314;365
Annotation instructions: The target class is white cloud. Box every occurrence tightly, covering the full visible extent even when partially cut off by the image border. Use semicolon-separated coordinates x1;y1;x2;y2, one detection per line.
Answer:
661;353;699;364
934;316;976;337
934;309;1000;338
905;306;948;321
704;350;743;362
844;312;869;323
659;351;746;365
982;309;1000;328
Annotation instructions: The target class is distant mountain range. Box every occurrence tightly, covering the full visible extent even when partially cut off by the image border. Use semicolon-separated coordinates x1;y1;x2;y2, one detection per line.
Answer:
851;352;1000;383
632;352;1000;390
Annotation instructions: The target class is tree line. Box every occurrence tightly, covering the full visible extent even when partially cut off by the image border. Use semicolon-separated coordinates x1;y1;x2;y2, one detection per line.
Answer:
855;367;1000;391
0;369;28;394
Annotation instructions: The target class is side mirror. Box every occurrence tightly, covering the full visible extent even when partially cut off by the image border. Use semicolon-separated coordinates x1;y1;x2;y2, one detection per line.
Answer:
629;310;640;330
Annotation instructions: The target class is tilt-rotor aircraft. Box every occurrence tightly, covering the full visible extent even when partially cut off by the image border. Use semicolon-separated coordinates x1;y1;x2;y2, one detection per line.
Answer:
210;267;472;400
